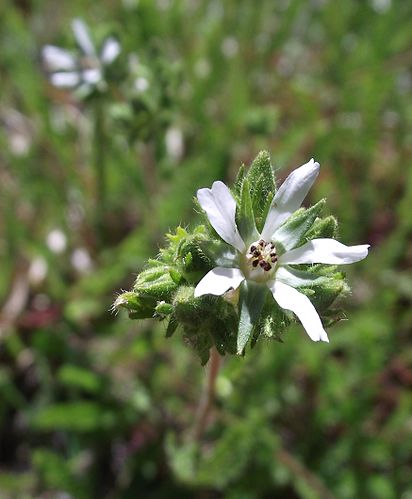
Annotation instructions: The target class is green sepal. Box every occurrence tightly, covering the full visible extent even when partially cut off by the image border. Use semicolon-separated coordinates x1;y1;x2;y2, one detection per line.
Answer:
198;238;238;268
251;293;291;346
245;151;276;232
286;265;349;315
155;301;174;316
237;281;268;354
169;268;184;285
303;276;349;314
273;199;326;253
306;215;338;240
173;286;237;362
133;265;178;300
173;226;214;281
237;178;259;244
166;314;179;337
233;163;246;197
321;308;347;328
113;291;156;319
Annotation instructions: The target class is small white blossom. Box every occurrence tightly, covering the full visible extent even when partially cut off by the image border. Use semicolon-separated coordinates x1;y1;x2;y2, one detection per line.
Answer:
46;229;67;254
42;18;121;96
195;159;370;343
165;127;184;162
28;257;48;284
134;76;149;93
71;248;93;274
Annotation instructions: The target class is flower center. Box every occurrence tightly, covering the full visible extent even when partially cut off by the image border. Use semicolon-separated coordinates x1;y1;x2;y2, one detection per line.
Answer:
246;239;278;272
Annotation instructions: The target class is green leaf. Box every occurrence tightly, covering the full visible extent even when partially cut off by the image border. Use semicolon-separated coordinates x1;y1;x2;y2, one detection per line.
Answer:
31;402;115;432
273;199;326;252
237;178;259;244
32;450;75;495
57;365;103;393
237;281;267;354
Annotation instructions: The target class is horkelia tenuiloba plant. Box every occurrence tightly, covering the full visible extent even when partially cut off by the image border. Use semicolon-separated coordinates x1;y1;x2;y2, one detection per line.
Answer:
114;152;369;364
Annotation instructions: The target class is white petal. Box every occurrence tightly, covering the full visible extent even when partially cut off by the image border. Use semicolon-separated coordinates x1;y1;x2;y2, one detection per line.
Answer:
270;280;329;342
197;181;245;252
194;267;245;297
71;18;96;56
261;159;320;240
50;71;80;88
42;45;76;71
279;238;370;265
101;37;121;65
82;68;102;84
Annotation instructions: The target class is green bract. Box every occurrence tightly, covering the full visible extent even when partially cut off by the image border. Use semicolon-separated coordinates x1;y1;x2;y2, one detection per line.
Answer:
114;151;369;364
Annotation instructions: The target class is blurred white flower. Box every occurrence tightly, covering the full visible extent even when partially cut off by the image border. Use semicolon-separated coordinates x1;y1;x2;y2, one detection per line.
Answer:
46;229;67;254
157;0;171;10
134;76;149;93
194;58;211;79
165;126;184;161
370;0;391;13
1;108;33;156
42;18;121;96
28;257;48;285
71;248;93;274
221;37;239;59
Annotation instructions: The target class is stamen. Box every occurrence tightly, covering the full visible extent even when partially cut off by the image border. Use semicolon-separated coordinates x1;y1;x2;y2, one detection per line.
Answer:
247;239;278;273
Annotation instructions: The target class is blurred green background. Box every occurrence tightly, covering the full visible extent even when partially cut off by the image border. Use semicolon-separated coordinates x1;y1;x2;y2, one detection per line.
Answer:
1;0;412;497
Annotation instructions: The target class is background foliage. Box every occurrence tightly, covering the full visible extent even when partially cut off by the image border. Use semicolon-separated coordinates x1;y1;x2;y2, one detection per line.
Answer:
1;0;412;497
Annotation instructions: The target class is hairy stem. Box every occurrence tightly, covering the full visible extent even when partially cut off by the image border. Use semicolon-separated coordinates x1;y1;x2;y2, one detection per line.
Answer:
94;100;107;246
191;347;221;440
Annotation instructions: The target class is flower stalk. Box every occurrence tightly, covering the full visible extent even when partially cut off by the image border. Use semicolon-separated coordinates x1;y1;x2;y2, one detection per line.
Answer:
93;100;107;246
191;347;222;440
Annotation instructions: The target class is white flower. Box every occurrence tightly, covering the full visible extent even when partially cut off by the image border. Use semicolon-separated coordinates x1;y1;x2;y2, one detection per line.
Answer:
46;228;67;254
42;18;121;95
194;159;370;344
